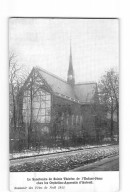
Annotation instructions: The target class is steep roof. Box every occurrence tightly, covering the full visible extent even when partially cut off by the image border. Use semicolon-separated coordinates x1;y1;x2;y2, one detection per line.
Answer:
35;67;78;102
35;67;98;104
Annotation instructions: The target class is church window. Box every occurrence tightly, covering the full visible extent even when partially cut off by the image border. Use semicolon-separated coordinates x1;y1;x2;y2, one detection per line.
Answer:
76;115;79;125
61;113;64;125
80;115;83;125
22;86;51;124
71;115;74;126
66;115;69;126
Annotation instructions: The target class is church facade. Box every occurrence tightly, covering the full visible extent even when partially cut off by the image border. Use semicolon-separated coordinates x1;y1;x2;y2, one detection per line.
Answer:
14;47;106;149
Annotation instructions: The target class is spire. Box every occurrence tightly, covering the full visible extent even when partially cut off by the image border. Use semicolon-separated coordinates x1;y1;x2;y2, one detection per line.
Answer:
67;43;75;86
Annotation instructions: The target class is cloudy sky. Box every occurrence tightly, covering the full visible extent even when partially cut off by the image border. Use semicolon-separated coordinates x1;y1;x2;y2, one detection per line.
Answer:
9;18;119;83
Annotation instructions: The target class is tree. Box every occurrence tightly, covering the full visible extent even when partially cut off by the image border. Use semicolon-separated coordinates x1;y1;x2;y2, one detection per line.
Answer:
98;69;119;139
21;68;53;149
9;52;29;151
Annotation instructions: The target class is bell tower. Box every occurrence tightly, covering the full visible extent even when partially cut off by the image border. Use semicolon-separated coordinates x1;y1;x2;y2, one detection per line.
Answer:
67;45;75;86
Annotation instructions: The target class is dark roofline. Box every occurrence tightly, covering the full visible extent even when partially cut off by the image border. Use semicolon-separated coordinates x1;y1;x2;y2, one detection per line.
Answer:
54;92;80;103
54;92;94;105
35;66;68;84
75;82;97;85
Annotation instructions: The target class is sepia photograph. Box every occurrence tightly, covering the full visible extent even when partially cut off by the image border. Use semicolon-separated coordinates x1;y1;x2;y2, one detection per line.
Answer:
9;18;119;173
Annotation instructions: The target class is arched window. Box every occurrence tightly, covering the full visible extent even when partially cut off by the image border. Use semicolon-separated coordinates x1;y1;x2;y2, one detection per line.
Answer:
76;115;79;125
61;113;64;125
66;114;69;126
80;115;83;125
71;115;74;126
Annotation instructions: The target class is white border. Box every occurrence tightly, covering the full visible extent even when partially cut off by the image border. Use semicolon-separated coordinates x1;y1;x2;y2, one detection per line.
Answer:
10;172;119;192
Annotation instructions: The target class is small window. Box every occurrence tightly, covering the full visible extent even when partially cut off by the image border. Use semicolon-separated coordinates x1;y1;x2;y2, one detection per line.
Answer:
41;126;49;134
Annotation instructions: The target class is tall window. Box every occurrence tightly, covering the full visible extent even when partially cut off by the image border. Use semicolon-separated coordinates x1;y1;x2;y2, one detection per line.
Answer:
76;115;80;125
22;88;51;123
71;115;74;126
61;113;64;126
80;115;83;125
66;114;69;126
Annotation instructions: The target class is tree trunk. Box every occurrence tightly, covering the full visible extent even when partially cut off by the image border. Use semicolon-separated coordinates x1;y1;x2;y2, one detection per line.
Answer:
28;85;33;149
12;86;16;132
110;102;114;140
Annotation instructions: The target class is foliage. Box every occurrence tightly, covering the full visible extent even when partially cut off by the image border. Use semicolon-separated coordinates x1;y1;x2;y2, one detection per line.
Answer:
98;69;119;138
10;145;119;172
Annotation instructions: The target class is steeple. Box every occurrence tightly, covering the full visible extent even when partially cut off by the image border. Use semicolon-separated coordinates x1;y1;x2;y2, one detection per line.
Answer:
67;44;75;86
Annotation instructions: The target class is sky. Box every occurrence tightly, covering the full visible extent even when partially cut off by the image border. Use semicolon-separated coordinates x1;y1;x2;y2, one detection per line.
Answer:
9;18;119;83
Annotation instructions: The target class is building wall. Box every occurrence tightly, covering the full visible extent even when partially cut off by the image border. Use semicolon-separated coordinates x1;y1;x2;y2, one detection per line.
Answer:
51;95;82;142
52;96;97;142
81;104;97;141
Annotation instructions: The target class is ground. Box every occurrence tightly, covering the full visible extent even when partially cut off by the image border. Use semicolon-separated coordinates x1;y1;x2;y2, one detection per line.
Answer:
69;155;119;171
10;145;119;172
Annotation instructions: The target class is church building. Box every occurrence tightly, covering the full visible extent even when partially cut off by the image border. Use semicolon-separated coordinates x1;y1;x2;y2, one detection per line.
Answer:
17;46;104;148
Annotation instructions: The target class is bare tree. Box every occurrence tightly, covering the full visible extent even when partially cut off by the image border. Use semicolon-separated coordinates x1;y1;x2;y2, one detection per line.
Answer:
9;52;30;151
98;69;119;139
21;69;53;149
9;52;20;132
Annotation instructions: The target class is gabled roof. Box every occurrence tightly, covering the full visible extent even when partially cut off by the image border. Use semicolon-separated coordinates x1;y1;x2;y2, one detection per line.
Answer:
74;83;98;103
34;67;98;104
35;67;78;102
